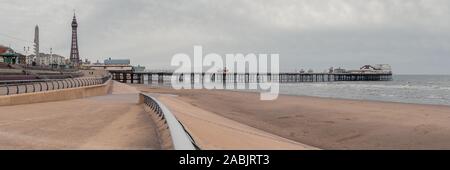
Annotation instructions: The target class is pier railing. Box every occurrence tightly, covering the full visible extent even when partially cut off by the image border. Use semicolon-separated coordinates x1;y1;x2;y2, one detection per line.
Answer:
0;75;111;96
140;93;199;150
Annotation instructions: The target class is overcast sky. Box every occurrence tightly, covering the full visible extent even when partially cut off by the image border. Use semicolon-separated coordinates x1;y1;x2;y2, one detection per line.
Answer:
0;0;449;74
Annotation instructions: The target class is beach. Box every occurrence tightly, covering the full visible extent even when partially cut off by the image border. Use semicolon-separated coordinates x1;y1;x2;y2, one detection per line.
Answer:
133;85;450;149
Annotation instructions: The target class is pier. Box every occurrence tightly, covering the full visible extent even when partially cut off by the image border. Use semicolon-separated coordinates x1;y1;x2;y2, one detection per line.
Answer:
109;71;393;84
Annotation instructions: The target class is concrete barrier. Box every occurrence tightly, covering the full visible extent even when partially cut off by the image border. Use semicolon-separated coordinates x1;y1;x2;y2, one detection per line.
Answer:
140;93;199;150
0;79;112;106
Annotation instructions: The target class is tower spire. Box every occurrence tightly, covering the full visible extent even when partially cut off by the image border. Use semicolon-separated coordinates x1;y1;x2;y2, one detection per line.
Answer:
34;25;40;65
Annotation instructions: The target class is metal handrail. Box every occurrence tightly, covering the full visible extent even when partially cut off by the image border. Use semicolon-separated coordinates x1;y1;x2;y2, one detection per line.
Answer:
0;75;111;96
140;93;199;150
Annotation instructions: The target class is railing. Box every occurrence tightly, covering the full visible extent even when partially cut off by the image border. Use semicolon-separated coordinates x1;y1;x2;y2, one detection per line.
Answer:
15;64;80;72
0;75;111;96
140;93;199;150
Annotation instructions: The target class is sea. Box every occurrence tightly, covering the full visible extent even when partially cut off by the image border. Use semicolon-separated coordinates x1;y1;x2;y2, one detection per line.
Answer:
143;75;450;106
278;75;450;106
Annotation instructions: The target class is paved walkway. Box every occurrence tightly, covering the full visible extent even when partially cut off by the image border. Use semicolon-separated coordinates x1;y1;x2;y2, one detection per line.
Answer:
0;82;160;149
157;94;316;150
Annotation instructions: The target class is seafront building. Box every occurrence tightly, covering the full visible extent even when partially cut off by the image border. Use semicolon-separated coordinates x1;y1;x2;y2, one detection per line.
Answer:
1;45;68;68
83;58;134;71
347;64;392;74
0;15;77;68
133;65;146;72
0;45;26;64
326;64;392;74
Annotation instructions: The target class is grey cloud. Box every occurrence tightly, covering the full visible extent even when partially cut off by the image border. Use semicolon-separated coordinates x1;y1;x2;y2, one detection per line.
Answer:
0;0;449;74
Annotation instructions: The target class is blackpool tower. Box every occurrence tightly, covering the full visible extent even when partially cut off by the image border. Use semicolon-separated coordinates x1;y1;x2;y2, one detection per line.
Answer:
70;12;80;68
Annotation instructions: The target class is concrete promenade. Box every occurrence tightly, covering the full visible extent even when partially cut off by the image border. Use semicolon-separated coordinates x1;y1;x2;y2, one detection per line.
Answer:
0;82;161;149
0;80;316;150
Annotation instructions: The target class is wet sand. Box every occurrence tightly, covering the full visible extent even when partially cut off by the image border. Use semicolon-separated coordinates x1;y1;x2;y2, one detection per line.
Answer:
134;85;450;149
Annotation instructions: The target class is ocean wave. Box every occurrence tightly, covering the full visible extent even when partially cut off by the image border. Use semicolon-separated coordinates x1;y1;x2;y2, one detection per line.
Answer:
282;82;450;91
279;75;450;105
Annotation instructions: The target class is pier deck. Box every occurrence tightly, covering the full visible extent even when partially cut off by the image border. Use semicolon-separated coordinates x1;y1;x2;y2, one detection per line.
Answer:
110;71;392;84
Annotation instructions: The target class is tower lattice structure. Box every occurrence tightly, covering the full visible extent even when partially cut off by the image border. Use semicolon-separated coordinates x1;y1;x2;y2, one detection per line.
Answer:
70;13;80;67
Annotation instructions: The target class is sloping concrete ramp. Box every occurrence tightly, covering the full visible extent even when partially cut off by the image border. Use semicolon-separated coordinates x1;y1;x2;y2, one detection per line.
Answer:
0;82;160;149
157;95;317;150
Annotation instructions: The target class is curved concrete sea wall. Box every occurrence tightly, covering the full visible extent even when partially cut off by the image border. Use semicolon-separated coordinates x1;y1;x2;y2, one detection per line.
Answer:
140;93;199;150
0;79;112;106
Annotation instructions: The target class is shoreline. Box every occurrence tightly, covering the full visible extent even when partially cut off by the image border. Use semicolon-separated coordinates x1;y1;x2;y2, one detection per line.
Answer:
142;84;450;108
133;84;450;149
